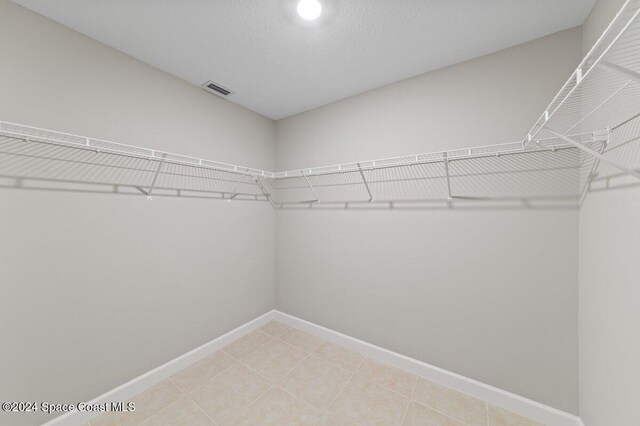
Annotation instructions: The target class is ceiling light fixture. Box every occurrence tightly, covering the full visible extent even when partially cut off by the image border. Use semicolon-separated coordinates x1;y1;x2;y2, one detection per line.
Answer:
297;0;322;20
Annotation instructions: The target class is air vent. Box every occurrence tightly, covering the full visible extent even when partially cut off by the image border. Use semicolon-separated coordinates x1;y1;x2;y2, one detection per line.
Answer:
201;80;234;97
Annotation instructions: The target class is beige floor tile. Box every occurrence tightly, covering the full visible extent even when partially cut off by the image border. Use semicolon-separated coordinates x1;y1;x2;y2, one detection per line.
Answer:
313;341;364;371
279;329;325;352
259;320;292;337
231;387;323;425
403;401;461;426
170;351;236;392
91;406;141;425
413;377;487;426
92;380;182;426
242;340;307;383
281;355;352;410
322;412;358;425
189;364;271;425
223;330;273;360
140;397;214;426
488;404;543;426
355;358;417;397
328;376;409;425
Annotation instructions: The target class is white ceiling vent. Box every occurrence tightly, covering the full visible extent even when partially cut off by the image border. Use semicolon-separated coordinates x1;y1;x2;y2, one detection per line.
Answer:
201;80;234;97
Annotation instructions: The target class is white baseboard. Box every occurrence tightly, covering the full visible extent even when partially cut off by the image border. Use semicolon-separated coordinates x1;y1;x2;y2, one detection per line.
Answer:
47;309;582;426
44;310;276;426
273;311;582;426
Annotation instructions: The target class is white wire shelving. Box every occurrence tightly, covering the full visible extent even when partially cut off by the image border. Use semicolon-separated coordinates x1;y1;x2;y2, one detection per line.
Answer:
270;0;640;208
1;0;639;208
0;121;274;202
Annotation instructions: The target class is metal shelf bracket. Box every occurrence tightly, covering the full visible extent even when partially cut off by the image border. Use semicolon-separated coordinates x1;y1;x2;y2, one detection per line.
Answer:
301;170;319;203
357;163;373;202
443;152;453;204
255;178;274;206
545;128;640;180
146;153;168;200
227;170;249;200
600;61;640;84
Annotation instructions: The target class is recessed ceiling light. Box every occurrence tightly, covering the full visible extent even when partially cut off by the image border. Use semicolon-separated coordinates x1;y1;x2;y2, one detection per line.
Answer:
297;0;322;21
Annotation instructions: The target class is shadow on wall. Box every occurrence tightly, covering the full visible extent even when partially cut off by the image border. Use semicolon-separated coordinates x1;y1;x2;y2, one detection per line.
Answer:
579;112;640;203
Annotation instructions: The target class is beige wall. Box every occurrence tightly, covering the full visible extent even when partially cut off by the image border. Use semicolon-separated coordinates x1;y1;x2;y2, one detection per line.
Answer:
0;1;275;425
275;28;583;413
579;2;640;425
582;0;627;53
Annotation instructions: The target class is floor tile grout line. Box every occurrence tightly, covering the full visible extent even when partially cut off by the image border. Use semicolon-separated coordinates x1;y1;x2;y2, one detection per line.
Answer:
303;352;354;378
353;357;417;398
136;390;190;426
278;327;326;352
221;329;275;361
241;349;310;386
169;376;219;425
399;400;411;425
224;378;276;425
258;320;293;337
408;372;495;425
276;336;311;355
408;399;470;426
408;377;482;426
313;340;365;372
349;373;472;426
260;330;292;339
355;374;411;401
409;375;419;399
417;374;489;404
280;352;354;413
275;335;317;356
91;380;183;426
280;349;311;378
277;383;325;415
399;375;420;425
324;372;356;417
240;335;311;370
176;357;240;396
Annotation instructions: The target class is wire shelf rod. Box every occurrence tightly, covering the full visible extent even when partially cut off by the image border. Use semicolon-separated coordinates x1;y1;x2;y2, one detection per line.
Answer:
0;146;260;188
523;0;640;147
0;122;273;178
275;142;587;180
545;128;640;180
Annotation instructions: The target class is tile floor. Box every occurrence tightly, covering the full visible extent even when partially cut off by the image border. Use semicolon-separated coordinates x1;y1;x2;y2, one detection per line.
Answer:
89;321;543;425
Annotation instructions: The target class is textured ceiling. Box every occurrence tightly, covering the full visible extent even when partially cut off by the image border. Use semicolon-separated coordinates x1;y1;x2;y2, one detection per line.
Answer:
12;0;596;119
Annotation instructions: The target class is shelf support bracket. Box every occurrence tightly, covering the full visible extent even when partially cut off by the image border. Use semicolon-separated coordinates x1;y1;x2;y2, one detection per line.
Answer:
600;61;640;84
255;178;276;207
227;171;248;200
357;163;373;202
301;170;319;203
146;153;167;200
545;128;640;180
443;152;453;203
580;140;608;205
